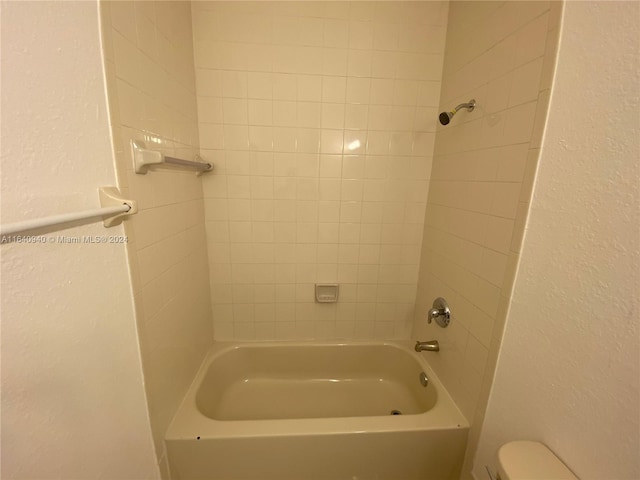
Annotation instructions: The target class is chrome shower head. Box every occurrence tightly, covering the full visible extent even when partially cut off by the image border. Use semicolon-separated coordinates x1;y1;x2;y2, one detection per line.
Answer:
438;99;476;126
439;110;455;125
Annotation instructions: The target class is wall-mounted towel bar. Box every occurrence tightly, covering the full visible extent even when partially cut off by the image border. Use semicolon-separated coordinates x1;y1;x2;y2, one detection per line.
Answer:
0;187;137;237
132;140;213;175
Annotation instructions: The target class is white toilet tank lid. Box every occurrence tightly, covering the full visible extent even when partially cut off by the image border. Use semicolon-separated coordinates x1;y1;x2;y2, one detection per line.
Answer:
497;441;578;480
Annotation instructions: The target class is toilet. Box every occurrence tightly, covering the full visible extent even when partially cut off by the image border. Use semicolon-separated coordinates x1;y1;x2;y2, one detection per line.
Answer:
497;441;578;479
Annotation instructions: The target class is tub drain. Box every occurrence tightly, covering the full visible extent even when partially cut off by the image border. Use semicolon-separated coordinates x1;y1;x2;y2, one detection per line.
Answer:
390;409;402;415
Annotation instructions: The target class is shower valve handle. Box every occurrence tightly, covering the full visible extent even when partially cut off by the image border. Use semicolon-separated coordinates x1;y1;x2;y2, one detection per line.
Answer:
427;297;450;328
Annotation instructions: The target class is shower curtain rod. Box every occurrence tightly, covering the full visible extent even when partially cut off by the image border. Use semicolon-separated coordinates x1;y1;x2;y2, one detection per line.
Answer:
0;187;137;237
0;205;131;236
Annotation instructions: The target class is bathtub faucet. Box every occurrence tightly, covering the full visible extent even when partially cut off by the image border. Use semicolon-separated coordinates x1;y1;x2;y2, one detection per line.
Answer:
415;340;440;352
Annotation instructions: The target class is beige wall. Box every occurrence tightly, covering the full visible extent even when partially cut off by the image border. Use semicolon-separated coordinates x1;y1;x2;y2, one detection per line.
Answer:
411;0;563;471
0;2;158;478
193;1;449;341
99;1;213;474
473;1;640;478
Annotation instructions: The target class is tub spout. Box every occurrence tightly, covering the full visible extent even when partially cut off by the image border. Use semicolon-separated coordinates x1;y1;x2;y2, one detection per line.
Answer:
415;340;440;352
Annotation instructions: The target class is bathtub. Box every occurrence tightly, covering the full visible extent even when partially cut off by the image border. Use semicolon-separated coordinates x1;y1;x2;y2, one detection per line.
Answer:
165;341;469;480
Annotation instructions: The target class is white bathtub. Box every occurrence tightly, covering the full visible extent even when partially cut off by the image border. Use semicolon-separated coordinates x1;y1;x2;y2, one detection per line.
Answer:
166;341;469;480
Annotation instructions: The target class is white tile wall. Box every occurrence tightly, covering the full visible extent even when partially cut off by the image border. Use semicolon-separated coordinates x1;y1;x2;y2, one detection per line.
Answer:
97;2;562;475
99;1;213;475
193;1;449;341
410;1;563;477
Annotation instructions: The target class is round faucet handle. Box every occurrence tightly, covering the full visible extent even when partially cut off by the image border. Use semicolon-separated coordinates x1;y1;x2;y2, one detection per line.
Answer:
427;298;451;328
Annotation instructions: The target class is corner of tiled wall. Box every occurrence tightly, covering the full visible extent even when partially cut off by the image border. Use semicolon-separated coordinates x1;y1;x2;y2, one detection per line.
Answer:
98;1;213;476
193;1;450;342
409;1;564;477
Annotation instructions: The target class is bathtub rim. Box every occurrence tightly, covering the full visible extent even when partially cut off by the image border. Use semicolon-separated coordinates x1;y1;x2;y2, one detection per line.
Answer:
165;339;469;441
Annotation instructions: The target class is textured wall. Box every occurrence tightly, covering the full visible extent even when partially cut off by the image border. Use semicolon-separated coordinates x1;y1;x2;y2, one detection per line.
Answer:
0;2;158;478
473;1;640;478
410;1;563;475
99;1;213;474
192;1;449;341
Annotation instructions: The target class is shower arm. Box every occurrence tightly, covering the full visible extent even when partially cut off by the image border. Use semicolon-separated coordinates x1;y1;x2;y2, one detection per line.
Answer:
453;100;476;113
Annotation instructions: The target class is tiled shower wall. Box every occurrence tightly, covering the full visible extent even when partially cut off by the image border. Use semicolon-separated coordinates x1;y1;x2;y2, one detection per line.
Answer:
410;1;563;476
99;2;213;474
193;1;449;340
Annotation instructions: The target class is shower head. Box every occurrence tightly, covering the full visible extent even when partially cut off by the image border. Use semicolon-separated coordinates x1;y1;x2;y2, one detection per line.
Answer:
439;110;455;125
438;99;476;126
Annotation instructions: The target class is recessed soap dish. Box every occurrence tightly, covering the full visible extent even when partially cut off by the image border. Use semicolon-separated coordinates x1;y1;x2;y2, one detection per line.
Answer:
315;284;339;303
